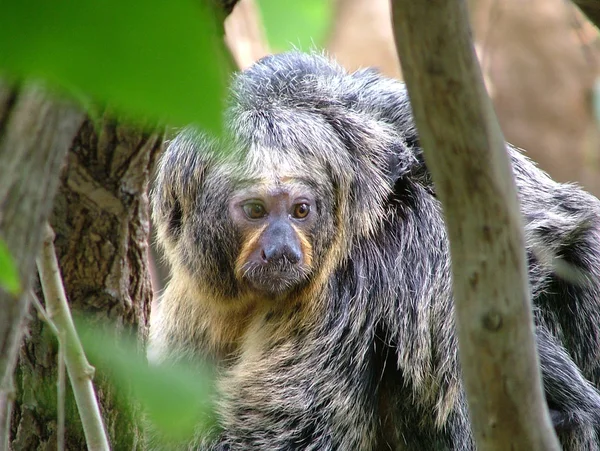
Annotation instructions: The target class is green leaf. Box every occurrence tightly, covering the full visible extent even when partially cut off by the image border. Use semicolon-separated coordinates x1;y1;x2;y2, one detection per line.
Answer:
0;0;232;133
0;240;21;296
79;322;218;442
257;0;333;52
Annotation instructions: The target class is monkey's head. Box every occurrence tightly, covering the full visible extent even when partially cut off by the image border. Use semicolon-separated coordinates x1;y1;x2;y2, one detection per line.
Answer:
152;128;334;301
227;177;316;296
152;52;421;303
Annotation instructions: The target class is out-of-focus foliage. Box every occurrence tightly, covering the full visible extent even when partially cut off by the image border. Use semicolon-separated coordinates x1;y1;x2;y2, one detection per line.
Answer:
0;0;226;445
256;0;333;52
0;240;20;296
0;0;231;133
79;322;218;441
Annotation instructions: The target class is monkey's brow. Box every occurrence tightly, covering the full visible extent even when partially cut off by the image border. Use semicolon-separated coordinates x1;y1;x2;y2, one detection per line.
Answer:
234;176;317;190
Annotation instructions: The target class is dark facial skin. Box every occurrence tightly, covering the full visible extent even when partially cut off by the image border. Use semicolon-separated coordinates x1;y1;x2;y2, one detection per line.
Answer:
229;185;317;296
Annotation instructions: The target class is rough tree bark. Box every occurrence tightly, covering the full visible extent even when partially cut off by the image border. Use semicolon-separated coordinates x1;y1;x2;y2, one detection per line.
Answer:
0;82;85;451
391;0;560;450
8;111;162;450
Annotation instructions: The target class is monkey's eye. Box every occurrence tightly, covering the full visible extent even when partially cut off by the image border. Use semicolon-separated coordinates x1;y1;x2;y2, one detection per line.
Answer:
292;203;310;219
243;202;267;219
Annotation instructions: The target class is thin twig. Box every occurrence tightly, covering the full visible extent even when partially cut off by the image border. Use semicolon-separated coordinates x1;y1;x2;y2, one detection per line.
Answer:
36;223;110;451
30;290;59;336
57;332;66;451
30;291;66;451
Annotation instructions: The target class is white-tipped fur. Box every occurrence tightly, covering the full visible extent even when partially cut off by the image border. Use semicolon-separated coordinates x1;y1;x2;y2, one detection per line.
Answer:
150;51;600;450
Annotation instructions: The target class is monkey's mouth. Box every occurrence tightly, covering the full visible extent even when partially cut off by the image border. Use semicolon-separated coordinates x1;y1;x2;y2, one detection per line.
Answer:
240;261;310;295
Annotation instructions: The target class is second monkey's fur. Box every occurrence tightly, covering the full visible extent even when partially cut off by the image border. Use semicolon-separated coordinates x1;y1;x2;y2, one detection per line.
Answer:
150;52;600;450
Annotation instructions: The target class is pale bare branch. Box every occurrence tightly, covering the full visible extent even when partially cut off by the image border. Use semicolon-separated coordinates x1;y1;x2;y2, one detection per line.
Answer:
36;224;110;451
390;1;560;449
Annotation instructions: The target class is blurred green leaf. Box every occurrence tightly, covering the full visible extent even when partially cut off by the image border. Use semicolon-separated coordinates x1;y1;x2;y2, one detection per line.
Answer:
79;323;217;441
0;239;21;296
0;0;231;133
257;0;333;52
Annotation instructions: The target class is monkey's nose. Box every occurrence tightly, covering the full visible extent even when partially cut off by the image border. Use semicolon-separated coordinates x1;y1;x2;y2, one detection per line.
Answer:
262;243;301;265
260;222;302;265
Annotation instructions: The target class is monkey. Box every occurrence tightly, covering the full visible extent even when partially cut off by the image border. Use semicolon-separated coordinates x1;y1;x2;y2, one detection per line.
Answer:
149;51;600;450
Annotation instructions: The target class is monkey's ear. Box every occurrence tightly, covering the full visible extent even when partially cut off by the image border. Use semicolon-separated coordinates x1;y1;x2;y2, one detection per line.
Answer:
320;109;422;237
151;128;215;247
325;108;419;187
345;69;430;185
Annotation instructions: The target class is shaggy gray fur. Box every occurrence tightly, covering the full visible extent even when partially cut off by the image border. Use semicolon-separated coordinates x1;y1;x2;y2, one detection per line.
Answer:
150;52;600;450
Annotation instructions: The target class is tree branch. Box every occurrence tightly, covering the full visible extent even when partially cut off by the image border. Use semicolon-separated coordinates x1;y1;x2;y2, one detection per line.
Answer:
390;1;560;449
36;223;110;451
572;0;600;30
224;0;270;69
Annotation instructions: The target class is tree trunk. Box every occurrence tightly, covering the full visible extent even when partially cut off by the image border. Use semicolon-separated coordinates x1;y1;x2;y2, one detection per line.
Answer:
9;112;161;450
0;81;85;451
391;0;560;449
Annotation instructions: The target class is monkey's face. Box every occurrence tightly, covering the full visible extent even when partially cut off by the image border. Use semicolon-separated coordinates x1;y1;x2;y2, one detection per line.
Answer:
229;182;315;297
